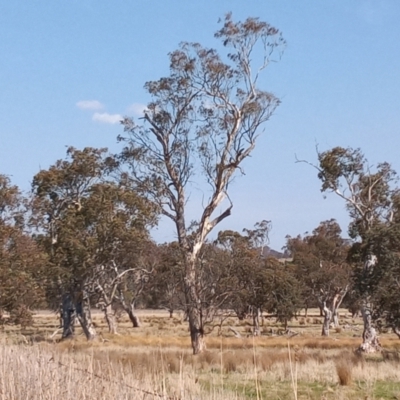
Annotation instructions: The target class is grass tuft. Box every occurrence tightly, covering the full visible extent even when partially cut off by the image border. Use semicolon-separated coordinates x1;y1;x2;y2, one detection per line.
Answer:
336;360;353;386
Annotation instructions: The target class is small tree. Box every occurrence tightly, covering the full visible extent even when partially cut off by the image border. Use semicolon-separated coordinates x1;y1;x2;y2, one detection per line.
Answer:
287;220;351;336
119;14;285;353
264;258;303;330
215;228;266;334
0;175;47;326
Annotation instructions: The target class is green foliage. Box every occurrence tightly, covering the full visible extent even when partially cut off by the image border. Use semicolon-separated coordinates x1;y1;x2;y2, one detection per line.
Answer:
314;146;400;334
317;146;398;239
31;147;156;309
286;219;351;316
217;222;303;325
0;175;47;324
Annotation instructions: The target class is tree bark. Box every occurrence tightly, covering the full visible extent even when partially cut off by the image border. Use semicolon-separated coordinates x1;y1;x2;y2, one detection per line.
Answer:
103;304;117;334
118;290;141;328
126;305;141;328
252;307;261;336
184;256;206;354
358;302;381;353
321;302;332;336
188;306;206;354
76;289;96;341
358;256;381;353
332;310;339;328
61;293;75;339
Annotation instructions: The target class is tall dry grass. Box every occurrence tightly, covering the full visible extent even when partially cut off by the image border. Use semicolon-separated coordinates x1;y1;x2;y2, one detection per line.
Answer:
4;310;400;399
3;341;400;399
0;343;248;400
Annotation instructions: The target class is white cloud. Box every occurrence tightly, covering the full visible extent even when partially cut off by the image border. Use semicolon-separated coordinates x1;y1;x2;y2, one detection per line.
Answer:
76;100;104;110
92;112;123;124
128;103;148;116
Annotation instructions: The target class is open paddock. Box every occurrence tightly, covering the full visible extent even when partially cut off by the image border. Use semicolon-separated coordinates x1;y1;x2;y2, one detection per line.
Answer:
1;309;400;399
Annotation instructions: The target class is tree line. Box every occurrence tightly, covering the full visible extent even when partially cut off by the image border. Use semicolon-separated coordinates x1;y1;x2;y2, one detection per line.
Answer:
1;14;400;354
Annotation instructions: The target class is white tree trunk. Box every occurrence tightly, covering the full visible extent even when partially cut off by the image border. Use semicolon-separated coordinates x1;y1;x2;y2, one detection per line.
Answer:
332;310;339;328
321;303;332;336
358;302;380;353
103;304;117;334
358;256;381;353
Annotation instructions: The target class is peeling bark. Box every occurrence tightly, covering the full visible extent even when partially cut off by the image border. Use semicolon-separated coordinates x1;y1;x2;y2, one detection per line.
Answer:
188;306;206;354
358;256;381;353
358;303;381;353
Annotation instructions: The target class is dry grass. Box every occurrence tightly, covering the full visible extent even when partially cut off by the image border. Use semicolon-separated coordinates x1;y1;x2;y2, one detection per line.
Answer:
3;309;400;399
336;361;353;386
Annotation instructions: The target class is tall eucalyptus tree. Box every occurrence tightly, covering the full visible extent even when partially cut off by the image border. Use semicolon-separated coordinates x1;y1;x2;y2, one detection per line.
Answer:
119;14;285;353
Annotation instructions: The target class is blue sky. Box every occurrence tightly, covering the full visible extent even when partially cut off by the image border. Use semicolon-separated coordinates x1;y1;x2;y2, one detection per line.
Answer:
1;1;400;250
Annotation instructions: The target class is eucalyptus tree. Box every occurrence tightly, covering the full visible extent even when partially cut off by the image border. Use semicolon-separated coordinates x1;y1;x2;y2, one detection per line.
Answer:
32;147;155;340
299;147;399;351
0;175;46;326
217;224;303;334
286;219;351;336
216;228;267;334
351;194;400;338
119;14;285;353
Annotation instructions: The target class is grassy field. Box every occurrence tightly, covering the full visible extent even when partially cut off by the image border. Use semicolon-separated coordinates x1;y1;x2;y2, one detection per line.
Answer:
2;309;400;399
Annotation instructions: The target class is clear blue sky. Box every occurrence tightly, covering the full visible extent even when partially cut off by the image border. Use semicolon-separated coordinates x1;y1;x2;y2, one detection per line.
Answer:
1;1;400;250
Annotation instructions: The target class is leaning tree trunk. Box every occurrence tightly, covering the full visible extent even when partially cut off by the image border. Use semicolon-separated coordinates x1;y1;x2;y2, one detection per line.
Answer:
125;304;141;328
118;290;141;328
76;289;96;341
61;293;75;339
184;258;205;355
